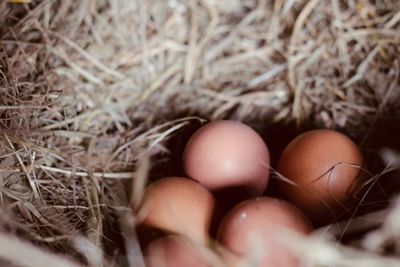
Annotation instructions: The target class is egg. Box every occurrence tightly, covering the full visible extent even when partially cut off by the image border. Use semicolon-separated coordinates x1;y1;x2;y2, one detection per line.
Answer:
145;236;210;267
217;197;312;267
138;177;215;244
277;129;364;223
183;120;270;203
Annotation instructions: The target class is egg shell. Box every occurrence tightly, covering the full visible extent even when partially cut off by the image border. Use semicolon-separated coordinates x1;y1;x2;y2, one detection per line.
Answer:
183;120;270;202
217;197;312;267
138;177;215;244
277;130;364;223
145;236;210;267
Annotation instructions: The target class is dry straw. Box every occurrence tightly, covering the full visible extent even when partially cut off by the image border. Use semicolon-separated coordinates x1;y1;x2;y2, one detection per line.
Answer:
1;0;400;266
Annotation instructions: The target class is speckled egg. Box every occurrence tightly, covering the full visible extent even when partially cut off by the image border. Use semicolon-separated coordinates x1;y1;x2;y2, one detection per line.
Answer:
277;129;364;223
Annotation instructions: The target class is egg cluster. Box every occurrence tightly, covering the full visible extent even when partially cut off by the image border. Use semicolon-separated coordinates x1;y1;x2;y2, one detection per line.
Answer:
138;120;364;267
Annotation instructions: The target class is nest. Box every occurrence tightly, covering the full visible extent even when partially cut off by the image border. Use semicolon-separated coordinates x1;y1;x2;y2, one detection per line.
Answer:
1;0;400;266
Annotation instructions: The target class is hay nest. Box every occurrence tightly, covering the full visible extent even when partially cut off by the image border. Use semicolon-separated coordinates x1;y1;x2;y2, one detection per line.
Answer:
1;0;400;266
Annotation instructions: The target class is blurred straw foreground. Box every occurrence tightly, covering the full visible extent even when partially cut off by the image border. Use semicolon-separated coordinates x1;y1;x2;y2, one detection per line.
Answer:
1;0;400;266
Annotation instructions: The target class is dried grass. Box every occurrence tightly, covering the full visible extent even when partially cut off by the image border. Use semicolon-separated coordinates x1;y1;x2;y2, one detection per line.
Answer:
1;0;400;266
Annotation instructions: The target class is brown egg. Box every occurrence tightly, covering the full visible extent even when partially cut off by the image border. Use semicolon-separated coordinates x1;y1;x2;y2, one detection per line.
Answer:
145;236;210;267
217;197;312;267
138;177;215;244
183;120;270;202
277;129;364;223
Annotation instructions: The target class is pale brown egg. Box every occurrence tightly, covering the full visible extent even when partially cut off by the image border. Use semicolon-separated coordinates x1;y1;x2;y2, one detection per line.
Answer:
217;197;312;267
183;120;270;202
145;236;210;267
138;177;215;244
277;129;364;223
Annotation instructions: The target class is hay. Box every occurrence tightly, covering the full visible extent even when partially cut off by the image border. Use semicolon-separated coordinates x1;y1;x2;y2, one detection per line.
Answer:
1;0;400;266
